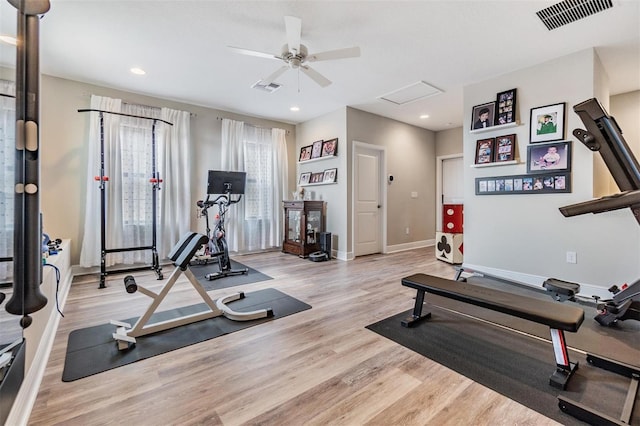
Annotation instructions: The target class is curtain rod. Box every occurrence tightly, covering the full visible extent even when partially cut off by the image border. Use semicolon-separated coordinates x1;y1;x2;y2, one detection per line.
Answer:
216;116;291;134
78;108;173;126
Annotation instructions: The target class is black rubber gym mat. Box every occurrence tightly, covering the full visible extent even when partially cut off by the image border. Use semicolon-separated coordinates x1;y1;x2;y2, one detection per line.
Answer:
62;288;310;382
189;259;272;290
367;305;639;425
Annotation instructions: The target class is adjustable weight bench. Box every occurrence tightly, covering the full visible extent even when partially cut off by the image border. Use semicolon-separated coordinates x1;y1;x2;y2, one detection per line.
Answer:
401;273;585;390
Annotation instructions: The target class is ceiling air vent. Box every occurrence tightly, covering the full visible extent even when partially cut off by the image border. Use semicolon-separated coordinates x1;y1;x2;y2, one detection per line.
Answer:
378;81;443;106
251;80;282;93
536;0;613;30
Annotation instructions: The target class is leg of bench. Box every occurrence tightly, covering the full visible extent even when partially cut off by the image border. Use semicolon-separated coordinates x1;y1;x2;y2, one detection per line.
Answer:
548;328;579;390
401;288;431;328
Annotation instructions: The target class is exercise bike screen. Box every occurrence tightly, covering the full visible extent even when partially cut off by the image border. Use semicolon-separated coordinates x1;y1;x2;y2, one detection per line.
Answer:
207;170;247;195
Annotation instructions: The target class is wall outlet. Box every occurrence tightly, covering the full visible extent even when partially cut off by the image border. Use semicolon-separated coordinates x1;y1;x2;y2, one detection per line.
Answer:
566;251;577;264
405;227;410;235
411;191;418;198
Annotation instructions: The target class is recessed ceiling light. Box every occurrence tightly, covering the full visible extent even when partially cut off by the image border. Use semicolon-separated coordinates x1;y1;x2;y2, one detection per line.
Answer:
130;67;146;75
0;35;17;45
290;106;300;112
420;114;429;119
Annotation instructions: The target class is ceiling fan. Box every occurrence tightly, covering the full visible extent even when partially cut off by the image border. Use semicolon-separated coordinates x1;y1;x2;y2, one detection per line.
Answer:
228;16;360;88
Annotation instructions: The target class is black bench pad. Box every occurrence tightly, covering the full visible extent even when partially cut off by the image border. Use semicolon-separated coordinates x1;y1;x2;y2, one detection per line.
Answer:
402;273;584;332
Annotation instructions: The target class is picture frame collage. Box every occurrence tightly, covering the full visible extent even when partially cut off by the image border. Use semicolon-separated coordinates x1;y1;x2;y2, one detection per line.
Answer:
474;98;572;195
298;138;338;162
476;172;571;195
298;138;338;186
299;168;337;185
471;88;517;131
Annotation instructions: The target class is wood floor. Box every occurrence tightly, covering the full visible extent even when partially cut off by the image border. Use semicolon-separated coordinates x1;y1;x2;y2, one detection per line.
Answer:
28;247;560;425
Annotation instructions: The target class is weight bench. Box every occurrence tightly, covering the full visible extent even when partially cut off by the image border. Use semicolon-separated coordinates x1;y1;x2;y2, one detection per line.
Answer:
401;273;584;390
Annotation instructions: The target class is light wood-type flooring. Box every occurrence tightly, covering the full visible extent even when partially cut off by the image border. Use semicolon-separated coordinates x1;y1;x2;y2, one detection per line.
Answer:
28;247;560;425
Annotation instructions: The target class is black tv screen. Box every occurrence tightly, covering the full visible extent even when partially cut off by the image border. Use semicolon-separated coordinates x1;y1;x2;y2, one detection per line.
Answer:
206;170;246;195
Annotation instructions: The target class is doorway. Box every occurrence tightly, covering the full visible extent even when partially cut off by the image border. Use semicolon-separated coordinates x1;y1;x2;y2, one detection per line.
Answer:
436;154;464;232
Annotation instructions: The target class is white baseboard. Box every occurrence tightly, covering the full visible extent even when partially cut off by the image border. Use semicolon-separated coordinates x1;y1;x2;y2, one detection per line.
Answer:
386;239;434;254
462;262;611;300
6;244;73;426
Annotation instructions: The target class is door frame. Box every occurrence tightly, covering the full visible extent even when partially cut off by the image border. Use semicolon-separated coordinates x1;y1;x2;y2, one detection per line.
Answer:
351;141;387;259
436;153;464;233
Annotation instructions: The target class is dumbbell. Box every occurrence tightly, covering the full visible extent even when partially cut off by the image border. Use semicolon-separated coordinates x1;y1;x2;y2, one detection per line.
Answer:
123;275;138;294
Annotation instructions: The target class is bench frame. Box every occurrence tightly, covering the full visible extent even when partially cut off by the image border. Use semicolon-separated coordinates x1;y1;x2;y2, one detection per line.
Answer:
401;273;584;390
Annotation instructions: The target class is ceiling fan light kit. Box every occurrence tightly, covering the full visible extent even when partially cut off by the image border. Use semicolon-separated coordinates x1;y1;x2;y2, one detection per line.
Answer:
229;15;360;89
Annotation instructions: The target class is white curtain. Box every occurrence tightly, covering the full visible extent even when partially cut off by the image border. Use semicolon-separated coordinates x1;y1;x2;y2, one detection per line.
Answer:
0;80;15;280
158;107;191;256
221;118;288;253
79;95;191;267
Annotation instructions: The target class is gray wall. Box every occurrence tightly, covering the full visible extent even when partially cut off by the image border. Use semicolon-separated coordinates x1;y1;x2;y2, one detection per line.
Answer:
39;75;296;265
463;49;640;296
435;127;463;158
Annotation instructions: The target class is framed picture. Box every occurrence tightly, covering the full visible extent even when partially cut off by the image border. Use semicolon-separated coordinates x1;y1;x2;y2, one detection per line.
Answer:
299;172;311;185
311;140;324;159
527;140;572;173
494;134;516;162
471;101;496;130
495;88;517;125
321;138;338;157
530;102;565;143
310;172;324;184
475;138;495;164
299;145;312;162
476;172;571;195
323;168;337;183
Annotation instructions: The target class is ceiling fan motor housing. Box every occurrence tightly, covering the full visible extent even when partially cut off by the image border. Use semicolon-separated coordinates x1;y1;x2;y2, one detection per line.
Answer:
282;44;308;68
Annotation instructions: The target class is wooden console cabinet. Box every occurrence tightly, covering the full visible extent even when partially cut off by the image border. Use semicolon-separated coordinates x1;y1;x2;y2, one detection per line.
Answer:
282;200;326;257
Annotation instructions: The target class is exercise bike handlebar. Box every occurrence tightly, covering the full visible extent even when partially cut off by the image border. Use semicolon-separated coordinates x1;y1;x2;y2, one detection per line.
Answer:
197;193;242;209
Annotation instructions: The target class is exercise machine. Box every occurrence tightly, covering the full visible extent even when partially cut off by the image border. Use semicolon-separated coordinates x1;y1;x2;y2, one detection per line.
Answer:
560;97;640;327
556;98;640;426
111;231;273;350
77;108;172;288
195;170;248;281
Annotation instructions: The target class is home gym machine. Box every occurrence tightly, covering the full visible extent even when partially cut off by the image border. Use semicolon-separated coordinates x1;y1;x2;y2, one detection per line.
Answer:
78;108;172;288
112;231;273;350
555;97;640;426
194;170;248;281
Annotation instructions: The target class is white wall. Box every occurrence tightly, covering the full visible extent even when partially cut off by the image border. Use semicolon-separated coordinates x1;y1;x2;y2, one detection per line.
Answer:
463;49;640;296
295;108;348;258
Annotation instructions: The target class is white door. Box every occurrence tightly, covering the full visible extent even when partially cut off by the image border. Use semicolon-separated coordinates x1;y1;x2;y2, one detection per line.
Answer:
354;145;383;256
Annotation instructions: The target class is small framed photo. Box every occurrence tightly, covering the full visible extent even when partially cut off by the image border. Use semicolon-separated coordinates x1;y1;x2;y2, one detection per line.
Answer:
476;172;571;195
321;138;338;157
311;140;324;159
475;138;495;164
323;168;337;183
495;88;517;125
299;145;312;162
471;101;496;130
527;141;572;173
530;102;565;143
299;172;311;185
310;172;324;184
494;134;516;162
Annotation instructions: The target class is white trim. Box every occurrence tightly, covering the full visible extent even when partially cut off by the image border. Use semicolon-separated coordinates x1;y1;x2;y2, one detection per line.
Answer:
462;262;611;300
351;141;387;257
386;239;434;254
436;153;463;233
6;246;73;426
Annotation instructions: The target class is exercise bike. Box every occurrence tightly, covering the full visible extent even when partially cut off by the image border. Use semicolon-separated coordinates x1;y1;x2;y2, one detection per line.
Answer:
194;170;248;281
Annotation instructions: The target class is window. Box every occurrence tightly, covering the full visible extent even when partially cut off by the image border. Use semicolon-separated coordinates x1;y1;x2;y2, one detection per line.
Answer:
0;81;15;280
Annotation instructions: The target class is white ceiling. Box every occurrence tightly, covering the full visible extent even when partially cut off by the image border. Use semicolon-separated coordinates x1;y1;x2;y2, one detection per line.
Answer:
1;0;639;132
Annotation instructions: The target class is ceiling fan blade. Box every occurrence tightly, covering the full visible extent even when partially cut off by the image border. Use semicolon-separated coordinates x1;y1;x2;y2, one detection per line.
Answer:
284;15;302;53
228;46;281;61
307;46;361;62
262;66;289;85
300;65;332;88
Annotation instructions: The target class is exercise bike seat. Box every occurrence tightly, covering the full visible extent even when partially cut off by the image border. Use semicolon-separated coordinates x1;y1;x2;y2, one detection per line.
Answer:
543;278;581;302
